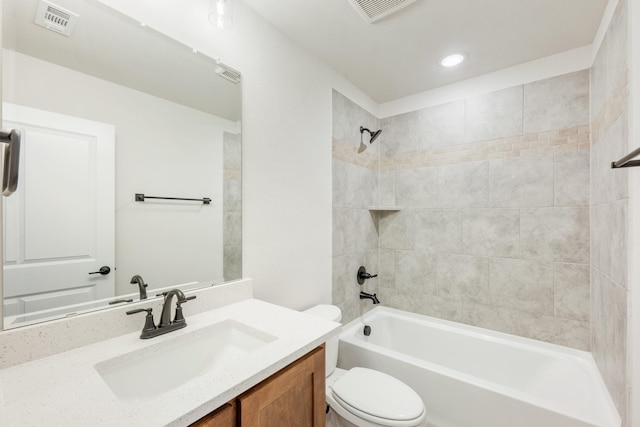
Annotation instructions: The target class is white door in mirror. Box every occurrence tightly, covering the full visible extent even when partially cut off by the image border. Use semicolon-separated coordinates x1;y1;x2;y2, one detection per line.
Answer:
2;103;115;317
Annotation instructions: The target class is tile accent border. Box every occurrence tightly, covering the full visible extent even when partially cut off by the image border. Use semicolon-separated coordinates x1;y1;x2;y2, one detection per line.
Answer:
591;71;629;146
332;137;379;170
381;126;589;171
334;126;590;172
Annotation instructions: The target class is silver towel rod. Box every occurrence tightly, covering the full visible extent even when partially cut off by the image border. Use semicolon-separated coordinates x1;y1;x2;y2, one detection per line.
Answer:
612;146;640;169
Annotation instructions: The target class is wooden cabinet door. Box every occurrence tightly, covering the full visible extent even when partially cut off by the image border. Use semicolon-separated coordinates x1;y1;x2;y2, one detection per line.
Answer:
190;402;236;427
238;346;325;427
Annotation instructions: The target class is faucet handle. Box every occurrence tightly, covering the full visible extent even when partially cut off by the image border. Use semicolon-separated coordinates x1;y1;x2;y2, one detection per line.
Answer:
182;295;197;304
126;308;157;337
173;296;196;323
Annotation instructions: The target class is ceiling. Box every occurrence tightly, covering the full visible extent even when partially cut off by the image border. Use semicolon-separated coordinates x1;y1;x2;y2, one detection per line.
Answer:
3;0;242;121
242;0;609;103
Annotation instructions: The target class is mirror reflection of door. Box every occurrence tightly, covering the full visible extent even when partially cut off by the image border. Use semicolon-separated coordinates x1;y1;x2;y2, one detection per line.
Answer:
3;103;115;318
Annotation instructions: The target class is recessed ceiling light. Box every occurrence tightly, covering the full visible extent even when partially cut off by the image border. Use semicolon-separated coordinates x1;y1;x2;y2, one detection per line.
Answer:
440;53;467;67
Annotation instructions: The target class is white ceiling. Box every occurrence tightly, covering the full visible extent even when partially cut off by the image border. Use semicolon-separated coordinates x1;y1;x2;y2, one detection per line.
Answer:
242;0;609;103
3;0;242;121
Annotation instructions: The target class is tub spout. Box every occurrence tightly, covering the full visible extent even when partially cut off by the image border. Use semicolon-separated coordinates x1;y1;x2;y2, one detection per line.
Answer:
359;291;380;304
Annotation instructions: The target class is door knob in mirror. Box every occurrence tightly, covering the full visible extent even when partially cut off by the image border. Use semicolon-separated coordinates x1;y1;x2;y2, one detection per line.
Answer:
89;266;111;275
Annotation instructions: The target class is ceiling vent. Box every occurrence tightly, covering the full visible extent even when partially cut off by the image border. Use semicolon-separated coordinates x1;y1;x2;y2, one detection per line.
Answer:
34;0;79;37
347;0;416;23
215;63;242;84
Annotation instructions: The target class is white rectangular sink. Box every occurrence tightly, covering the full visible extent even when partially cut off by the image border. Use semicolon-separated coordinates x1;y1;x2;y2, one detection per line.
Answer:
94;319;277;401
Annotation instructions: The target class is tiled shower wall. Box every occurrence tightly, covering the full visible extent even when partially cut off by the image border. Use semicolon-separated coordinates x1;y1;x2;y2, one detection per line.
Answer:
590;0;629;421
223;131;242;281
332;91;380;323
332;69;592;348
376;70;591;350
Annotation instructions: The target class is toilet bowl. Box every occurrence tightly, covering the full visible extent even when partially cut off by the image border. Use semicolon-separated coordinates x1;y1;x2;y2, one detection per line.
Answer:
304;305;427;427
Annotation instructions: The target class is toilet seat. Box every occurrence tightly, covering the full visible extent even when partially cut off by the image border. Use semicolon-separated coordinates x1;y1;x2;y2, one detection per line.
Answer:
330;367;426;427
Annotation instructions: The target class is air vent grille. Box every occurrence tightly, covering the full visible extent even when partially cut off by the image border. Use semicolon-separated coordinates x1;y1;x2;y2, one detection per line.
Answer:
347;0;416;23
215;64;241;84
34;0;79;37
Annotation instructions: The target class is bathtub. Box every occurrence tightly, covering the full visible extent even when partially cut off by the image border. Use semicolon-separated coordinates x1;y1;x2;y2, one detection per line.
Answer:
337;307;620;427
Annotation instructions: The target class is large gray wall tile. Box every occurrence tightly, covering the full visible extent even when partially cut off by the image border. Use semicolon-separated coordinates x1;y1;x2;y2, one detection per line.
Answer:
438;161;490;208
465;86;523;142
379;210;416;249
459;302;590;349
394;250;438;294
224;177;242;212
380;171;396;206
591;268;628;414
417;100;465;150
378;249;395;289
415;209;463;253
521;207;589;263
489;154;554;207
333;159;378;208
489;258;554;315
554;151;590;207
333;89;380;155
223;244;242;281
223;212;242;246
332;208;351;256
590;0;628;117
223;132;242;169
592;113;629;205
332;208;378;256
462;209;519;257
554;263;589;322
591;200;628;287
379;111;419;155
524;70;590;133
437;254;489;303
396;167;439;207
379;287;465;322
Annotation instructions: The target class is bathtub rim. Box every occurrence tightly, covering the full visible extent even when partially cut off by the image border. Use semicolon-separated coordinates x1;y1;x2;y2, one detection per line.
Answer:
338;306;621;427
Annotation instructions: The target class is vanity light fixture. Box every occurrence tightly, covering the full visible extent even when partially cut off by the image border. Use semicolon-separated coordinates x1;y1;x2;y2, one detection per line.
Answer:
440;52;467;67
209;0;233;29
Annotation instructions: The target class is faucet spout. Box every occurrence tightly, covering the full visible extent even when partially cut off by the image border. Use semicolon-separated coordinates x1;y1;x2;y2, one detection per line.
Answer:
359;291;380;304
130;275;148;300
159;289;187;328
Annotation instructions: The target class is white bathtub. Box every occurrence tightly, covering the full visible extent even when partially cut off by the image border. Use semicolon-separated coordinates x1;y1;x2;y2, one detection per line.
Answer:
337;307;620;427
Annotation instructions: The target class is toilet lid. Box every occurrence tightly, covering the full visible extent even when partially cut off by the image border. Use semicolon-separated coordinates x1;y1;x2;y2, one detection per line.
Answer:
332;367;424;422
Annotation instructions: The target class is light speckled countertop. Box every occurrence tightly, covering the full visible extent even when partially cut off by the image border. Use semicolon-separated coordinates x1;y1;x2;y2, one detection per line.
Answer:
0;299;339;427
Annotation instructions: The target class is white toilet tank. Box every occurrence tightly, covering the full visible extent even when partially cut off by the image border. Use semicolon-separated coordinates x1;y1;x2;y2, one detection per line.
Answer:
304;304;341;376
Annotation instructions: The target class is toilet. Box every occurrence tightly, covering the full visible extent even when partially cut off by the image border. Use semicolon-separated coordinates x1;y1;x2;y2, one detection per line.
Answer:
304;305;427;427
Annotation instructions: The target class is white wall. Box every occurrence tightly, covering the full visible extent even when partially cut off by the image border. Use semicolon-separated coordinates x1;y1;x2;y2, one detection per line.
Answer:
2;49;238;295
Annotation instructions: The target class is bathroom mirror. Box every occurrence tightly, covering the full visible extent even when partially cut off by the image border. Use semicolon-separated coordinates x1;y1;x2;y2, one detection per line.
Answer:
1;0;242;329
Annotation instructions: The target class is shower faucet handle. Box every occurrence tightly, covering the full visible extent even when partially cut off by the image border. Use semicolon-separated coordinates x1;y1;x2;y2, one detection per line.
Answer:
357;266;378;285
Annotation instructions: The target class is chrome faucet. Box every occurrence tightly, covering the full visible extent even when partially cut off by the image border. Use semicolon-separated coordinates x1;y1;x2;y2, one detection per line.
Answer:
130;275;148;300
126;289;196;339
359;291;380;304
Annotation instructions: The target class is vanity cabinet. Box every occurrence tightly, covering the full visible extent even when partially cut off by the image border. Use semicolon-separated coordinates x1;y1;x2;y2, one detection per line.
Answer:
191;346;325;427
192;402;236;427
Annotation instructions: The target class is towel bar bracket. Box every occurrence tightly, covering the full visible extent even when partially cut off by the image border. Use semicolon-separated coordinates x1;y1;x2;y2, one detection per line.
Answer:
611;160;640;169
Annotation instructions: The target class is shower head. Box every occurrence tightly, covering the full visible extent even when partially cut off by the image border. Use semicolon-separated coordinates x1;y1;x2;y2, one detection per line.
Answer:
369;129;382;143
359;126;383;153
